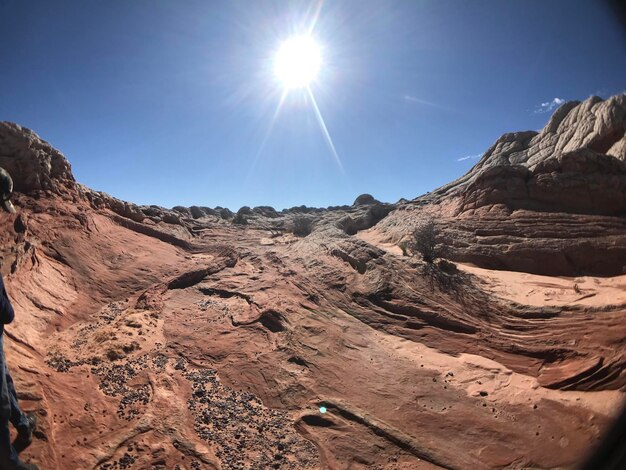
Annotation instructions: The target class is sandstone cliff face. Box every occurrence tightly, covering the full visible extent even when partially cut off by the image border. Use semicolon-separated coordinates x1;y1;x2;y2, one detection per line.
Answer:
376;94;626;276
430;94;626;215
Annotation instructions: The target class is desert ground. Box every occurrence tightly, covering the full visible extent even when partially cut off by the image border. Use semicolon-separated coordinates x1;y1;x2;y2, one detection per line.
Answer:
1;94;625;469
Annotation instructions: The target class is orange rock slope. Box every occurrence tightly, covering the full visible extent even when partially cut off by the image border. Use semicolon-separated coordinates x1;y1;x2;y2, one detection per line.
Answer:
0;96;625;470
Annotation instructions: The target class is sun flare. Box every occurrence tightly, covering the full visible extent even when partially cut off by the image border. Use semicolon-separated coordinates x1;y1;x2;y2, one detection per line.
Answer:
273;35;321;89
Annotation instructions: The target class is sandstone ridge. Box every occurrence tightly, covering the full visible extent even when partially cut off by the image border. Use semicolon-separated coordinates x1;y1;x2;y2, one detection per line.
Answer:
430;94;626;215
375;94;626;276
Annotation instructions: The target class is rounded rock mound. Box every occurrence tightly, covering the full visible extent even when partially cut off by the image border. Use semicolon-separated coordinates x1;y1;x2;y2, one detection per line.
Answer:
353;194;379;206
0;121;75;193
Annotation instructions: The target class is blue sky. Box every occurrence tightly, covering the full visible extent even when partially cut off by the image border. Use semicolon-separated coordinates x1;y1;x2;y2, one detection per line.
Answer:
1;0;625;210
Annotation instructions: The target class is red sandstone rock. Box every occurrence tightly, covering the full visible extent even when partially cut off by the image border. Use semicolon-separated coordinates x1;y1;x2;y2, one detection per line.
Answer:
376;95;626;276
0;97;625;469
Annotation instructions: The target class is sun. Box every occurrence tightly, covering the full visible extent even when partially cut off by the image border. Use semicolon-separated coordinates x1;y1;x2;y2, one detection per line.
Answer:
263;33;343;170
274;35;321;90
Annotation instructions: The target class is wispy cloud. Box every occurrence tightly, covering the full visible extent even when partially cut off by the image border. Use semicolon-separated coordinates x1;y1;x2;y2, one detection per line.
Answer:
456;153;481;162
403;95;440;108
534;97;565;114
593;88;608;98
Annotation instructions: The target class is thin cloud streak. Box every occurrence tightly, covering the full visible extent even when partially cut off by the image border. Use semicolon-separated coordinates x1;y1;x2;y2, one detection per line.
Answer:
403;95;442;108
456;153;481;162
534;97;565;114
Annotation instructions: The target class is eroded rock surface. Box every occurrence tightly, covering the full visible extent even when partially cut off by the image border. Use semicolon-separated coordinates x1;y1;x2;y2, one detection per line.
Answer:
0;122;75;193
376;94;626;275
0;97;625;470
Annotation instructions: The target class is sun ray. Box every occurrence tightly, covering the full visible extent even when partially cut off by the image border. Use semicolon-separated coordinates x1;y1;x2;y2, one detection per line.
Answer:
307;86;344;172
244;88;288;186
306;0;324;35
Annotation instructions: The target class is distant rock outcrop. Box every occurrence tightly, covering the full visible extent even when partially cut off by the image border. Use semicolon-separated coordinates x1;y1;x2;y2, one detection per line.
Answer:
353;194;379;206
376;94;626;276
428;94;626;215
0;122;75;193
